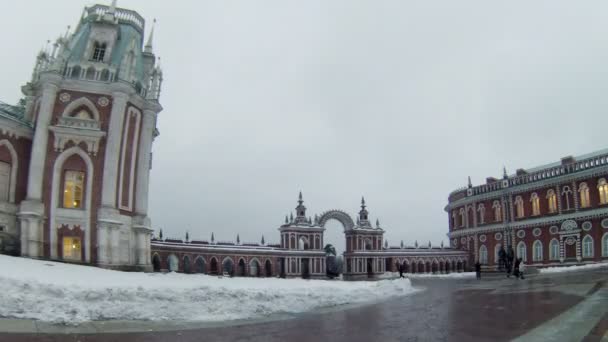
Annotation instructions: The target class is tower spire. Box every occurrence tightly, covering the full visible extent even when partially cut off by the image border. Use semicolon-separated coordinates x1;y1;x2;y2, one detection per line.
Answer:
109;0;117;13
294;191;307;224
468;176;472;188
145;19;156;54
503;166;508;179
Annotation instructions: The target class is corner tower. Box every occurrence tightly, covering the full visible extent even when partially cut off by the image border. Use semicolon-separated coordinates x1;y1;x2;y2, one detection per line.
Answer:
18;2;163;270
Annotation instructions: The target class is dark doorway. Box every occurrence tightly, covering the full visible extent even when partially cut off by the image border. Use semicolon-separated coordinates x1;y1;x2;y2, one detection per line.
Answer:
152;254;161;272
367;258;373;278
210;258;218;274
183;256;192;274
265;259;272;277
195;257;206;273
238;259;246;276
301;258;310;279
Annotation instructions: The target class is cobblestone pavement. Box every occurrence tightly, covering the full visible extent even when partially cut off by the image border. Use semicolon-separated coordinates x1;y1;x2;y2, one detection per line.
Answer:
0;270;607;342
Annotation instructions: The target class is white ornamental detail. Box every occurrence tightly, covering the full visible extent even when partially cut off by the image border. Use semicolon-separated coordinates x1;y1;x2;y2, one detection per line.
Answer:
517;230;525;239
533;228;542;237
561;219;578;231
565;237;576;245
479;234;487;242
602;218;608;229
549;226;559;234
495;232;503;241
59;93;71;103
582;221;592;231
97;97;110;107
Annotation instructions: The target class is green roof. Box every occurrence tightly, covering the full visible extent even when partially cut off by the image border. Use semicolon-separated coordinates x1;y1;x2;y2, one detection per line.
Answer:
0;100;31;127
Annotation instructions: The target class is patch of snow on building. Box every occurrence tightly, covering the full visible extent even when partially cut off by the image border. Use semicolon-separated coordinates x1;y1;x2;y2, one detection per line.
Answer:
0;255;420;324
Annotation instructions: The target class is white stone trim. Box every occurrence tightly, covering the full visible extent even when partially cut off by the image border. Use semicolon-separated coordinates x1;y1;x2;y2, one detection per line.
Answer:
49;146;94;262
118;107;141;211
0;140;18;203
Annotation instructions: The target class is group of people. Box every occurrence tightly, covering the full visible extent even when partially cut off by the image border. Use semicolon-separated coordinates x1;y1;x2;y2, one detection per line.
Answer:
474;245;526;280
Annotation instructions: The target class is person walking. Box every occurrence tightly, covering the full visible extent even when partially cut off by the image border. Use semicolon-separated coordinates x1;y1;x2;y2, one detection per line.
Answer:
513;257;522;279
498;246;506;272
506;246;515;278
519;259;526;280
398;264;404;278
475;261;481;280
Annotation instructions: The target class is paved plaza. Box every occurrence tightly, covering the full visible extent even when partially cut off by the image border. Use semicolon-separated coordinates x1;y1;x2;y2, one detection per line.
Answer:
0;269;607;342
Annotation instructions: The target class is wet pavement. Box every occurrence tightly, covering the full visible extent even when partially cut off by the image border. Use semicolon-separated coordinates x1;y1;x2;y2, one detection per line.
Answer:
1;269;607;342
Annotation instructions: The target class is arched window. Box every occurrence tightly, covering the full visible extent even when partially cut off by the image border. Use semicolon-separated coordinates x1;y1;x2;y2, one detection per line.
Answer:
92;42;106;62
298;237;309;250
582;235;594;258
492;200;502;222
194;257;206;273
517;241;527;262
598;178;608;205
514;196;524;218
459;208;465;227
530;193;540;216
479;245;488;265
223;258;234;275
532;240;543;262
183;256;191;274
85;66;96;80
0;161;10;202
547;189;557;213
249;259;260;277
549;239;560;260
63;170;85;209
494;243;502;264
561;186;573;210
477;204;485;224
602;234;608;257
579;183;590;208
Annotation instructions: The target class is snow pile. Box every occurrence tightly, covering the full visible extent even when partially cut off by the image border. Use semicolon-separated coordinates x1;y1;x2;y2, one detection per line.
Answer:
379;272;475;279
0;255;419;324
540;262;608;274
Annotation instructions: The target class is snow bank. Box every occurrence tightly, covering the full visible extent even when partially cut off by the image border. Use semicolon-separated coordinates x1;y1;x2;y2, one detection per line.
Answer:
540;262;608;274
0;255;419;324
378;272;475;280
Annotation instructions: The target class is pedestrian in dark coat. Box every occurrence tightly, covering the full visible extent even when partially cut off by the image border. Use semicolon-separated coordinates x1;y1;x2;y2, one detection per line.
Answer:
475;261;481;279
398;264;404;278
506;246;515;277
513;257;522;279
498;246;506;271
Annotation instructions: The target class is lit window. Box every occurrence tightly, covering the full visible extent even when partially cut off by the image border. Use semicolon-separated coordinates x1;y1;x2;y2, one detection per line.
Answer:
92;42;106;62
62;236;81;261
530;193;540;216
0;161;10;202
578;183;590;208
514;196;524;218
547;190;557;213
598;178;608;205
64;170;84;209
74;109;93;120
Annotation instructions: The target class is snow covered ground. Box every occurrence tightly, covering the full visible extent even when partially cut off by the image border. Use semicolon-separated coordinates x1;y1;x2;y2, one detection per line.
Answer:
0;255;420;324
540;262;608;274
379;272;476;280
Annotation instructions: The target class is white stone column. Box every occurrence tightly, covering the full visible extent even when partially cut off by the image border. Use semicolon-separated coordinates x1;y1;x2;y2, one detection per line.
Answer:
134;109;156;215
110;226;121;264
26;83;59;200
101;92;128;208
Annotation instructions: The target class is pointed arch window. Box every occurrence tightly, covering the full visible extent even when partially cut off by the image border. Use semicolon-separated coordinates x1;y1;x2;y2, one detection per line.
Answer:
602;234;608;257
532;240;543;262
561;186;573;210
514;196;524;218
598;178;608;205
547;189;557;213
479;245;488;265
582;235;594;258
477;204;485;224
549;239;560;260
530;193;540;216
0;161;10;202
459;208;465;227
517;241;527;262
492;200;502;222
63;170;84;209
579;183;590;208
92;42;106;62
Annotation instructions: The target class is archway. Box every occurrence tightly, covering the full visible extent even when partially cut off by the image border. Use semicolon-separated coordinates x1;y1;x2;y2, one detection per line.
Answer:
445;260;451;274
237;258;246;276
432;261;438;274
223;258;234;276
152;254;161;272
183;256;191;274
318;210;356;276
457;261;463;272
167;254;179;272
210;257;218;274
367;258;373;277
265;259;272;277
425;261;431;274
402;261;409;273
418;260;424;273
195;257;206;274
249;259;260;277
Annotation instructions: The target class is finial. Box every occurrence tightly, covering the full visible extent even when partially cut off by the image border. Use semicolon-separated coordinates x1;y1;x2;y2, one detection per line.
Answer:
361;196;366;207
441;240;444;248
185;231;189;242
468;176;472;188
261;235;265;245
64;25;71;39
400;240;404;248
145;19;156;53
503;166;508;179
236;234;240;244
159;228;163;240
290;212;293;222
376;218;380;228
428;241;432;248
415;240;418;248
384;240;388;249
211;232;215;243
285;215;288;224
109;0;117;13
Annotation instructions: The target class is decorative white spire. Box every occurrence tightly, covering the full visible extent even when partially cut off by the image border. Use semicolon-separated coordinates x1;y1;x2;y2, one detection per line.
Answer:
109;0;117;14
145;19;156;54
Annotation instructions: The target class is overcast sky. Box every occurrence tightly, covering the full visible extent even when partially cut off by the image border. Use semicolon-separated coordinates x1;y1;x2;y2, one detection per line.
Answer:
1;1;606;253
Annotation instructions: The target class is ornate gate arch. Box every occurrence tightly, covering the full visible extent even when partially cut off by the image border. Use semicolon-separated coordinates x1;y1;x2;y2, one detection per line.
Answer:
318;210;355;231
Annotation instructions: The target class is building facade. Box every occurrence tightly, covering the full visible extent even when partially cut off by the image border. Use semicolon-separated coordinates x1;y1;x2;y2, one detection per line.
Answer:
0;2;162;270
151;194;469;279
446;150;608;269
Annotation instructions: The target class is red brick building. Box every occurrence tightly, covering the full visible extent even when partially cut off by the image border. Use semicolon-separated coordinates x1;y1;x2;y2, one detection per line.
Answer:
446;150;608;268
